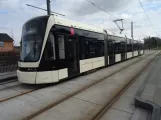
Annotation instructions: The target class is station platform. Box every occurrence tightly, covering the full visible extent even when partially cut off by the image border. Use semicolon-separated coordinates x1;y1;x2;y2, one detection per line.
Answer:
0;50;159;120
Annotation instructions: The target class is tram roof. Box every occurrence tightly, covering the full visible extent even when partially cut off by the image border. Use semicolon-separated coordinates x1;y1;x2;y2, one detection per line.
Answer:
25;15;144;44
53;16;144;42
52;16;104;34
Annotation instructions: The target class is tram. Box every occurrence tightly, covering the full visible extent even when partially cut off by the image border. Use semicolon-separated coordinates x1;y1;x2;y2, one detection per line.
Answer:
17;15;144;84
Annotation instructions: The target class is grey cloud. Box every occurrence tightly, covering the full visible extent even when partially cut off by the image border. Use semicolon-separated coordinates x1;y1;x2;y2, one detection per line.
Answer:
73;0;136;16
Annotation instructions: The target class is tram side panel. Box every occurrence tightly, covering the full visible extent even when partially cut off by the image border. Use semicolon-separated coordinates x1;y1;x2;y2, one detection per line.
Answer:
107;40;115;65
114;38;126;62
127;39;133;59
37;31;69;84
140;42;144;55
133;40;139;57
115;41;121;63
79;36;105;73
106;35;130;65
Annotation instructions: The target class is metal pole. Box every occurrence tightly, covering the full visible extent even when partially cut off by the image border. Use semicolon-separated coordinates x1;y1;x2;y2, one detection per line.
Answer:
46;0;51;15
131;22;134;57
149;36;151;50
131;22;133;39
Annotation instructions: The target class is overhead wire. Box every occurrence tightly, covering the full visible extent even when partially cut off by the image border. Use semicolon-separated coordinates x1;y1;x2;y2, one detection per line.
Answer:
85;0;136;36
86;0;117;19
86;0;160;37
85;0;132;24
85;0;135;37
26;4;65;16
138;0;159;36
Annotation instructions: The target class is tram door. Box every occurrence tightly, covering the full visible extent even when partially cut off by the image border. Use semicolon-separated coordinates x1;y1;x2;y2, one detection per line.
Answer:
120;42;126;61
67;36;79;76
107;41;115;65
138;43;141;55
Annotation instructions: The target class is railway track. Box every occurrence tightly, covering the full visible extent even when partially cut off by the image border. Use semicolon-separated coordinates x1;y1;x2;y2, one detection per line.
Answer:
0;80;50;103
0;78;18;85
23;52;157;120
0;72;17;84
91;52;159;120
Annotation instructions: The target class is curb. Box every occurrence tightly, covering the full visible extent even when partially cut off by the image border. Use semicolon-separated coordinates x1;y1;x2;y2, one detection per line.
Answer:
135;96;161;120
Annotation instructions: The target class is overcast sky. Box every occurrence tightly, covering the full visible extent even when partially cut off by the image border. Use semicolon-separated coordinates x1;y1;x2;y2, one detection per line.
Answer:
0;0;161;45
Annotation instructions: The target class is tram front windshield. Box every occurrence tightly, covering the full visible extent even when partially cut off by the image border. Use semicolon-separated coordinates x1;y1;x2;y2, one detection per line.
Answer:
20;17;48;62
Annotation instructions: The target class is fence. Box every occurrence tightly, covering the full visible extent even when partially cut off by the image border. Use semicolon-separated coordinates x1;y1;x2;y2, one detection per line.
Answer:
0;64;18;73
0;50;19;73
0;51;19;56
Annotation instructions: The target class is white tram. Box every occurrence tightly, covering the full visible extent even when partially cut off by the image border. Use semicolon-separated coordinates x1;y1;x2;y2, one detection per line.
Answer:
17;15;144;84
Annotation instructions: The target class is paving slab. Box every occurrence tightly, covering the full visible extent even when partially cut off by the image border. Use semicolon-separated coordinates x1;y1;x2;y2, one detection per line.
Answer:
66;76;100;86
47;82;85;95
131;72;148;88
0;91;66;120
131;108;151;120
18;90;66;110
0;85;7;90
112;96;136;114
123;86;138;97
141;95;154;102
156;74;161;86
74;82;120;105
153;87;161;106
142;84;156;97
31;98;102;120
0;83;40;102
0;89;21;100
0;97;41;120
100;109;132;120
10;84;36;93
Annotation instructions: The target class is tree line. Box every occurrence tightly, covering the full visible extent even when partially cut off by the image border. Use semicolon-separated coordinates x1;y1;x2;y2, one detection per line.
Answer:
144;37;161;49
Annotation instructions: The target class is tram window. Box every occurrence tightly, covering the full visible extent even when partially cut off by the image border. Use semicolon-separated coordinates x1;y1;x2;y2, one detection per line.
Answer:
88;40;96;58
127;39;132;52
58;35;65;59
108;41;114;55
50;34;56;59
85;38;97;58
115;43;120;54
97;41;104;57
79;36;86;60
134;42;138;51
80;38;104;59
44;33;55;60
137;43;139;50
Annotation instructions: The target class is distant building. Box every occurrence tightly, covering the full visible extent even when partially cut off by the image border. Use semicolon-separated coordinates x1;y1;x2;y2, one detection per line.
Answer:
14;46;20;53
0;33;14;52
